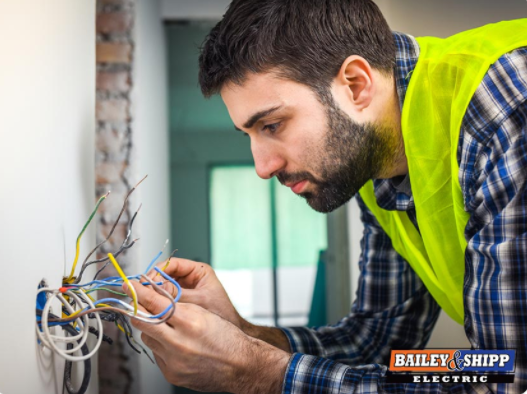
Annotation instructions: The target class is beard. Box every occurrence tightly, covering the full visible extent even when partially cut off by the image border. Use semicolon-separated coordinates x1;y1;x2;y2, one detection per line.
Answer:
277;93;398;213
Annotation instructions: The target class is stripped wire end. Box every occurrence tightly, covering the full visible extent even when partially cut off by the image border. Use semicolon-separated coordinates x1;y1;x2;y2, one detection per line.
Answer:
156;248;178;279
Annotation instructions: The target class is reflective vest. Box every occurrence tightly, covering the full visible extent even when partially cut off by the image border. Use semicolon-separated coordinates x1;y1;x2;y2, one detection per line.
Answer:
358;20;527;324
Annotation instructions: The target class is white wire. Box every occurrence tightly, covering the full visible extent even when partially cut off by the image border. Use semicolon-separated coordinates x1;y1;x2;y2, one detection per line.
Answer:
38;289;104;362
36;289;88;351
36;275;177;362
35;289;83;346
52;292;90;354
43;293;88;348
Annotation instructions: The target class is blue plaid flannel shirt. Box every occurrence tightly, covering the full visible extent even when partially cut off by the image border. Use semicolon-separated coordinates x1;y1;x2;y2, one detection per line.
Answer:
280;32;527;394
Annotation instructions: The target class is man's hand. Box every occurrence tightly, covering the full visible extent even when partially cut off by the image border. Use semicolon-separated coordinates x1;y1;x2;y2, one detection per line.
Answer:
148;258;292;352
148;258;244;328
125;281;291;393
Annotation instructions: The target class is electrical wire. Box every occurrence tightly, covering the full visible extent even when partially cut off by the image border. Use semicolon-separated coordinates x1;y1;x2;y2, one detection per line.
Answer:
36;174;181;394
46;275;177;324
144;239;169;275
73;175;147;284
107;253;137;315
60;318;92;394
65;192;110;283
78;203;142;283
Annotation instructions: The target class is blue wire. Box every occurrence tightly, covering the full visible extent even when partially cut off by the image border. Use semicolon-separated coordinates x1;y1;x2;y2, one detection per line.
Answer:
154;267;182;303
68;278;163;289
38;267;184;328
144;251;163;274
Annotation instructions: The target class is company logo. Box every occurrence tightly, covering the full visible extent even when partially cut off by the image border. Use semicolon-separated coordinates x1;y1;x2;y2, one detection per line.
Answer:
387;350;515;384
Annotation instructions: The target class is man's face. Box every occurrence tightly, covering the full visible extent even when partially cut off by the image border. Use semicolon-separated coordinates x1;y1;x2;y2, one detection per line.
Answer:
221;72;394;213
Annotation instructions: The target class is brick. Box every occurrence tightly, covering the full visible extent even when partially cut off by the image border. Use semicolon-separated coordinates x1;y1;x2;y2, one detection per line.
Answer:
96;127;127;154
95;161;127;184
96;99;129;122
97;12;133;35
96;42;132;64
97;71;130;92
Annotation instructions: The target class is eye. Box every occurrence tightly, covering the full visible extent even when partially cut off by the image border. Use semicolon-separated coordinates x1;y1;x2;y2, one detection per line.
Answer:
262;122;281;134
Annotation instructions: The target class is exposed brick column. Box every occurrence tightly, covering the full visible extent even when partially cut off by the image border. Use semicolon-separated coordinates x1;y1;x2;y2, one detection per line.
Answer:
95;1;139;393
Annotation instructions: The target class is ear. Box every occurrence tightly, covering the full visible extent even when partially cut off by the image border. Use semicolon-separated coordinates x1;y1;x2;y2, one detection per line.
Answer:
334;55;375;111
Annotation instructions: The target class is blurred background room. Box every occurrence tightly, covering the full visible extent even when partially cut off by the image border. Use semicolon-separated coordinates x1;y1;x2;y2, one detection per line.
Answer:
0;1;525;394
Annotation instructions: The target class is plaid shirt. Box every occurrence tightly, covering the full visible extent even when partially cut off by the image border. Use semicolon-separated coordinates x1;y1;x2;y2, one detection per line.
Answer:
280;32;527;394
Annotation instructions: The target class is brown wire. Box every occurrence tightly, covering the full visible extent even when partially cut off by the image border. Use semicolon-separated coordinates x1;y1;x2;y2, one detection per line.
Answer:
73;175;147;284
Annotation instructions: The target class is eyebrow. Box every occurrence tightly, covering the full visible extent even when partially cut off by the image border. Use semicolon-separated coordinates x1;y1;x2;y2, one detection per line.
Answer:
234;105;282;131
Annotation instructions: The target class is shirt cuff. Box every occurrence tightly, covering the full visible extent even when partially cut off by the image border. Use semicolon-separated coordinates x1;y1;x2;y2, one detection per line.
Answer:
282;353;388;394
281;327;326;357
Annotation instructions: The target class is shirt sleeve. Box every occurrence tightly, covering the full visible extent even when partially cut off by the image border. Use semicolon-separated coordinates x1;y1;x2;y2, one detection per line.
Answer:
460;109;527;393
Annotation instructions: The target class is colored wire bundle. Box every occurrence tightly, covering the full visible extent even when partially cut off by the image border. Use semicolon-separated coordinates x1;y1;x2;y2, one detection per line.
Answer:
35;176;181;394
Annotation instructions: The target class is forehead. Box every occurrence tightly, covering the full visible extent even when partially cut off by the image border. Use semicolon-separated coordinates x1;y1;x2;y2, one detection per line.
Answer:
220;72;320;125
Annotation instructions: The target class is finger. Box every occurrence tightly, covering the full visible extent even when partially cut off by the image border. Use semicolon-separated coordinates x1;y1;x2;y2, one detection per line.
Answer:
150;258;210;288
176;288;206;305
128;302;167;333
123;280;172;316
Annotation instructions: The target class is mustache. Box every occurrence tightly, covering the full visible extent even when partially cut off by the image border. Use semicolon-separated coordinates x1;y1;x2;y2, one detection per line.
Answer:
276;171;319;186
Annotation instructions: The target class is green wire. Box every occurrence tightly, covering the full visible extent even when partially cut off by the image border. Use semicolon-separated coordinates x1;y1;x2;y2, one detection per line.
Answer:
85;287;127;297
66;192;109;282
76;192;109;246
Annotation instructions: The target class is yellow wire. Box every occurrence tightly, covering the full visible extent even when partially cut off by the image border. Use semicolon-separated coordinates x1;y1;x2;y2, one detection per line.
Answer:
66;302;114;320
155;259;171;279
96;303;113;308
66;192;109;283
108;253;138;316
116;323;127;335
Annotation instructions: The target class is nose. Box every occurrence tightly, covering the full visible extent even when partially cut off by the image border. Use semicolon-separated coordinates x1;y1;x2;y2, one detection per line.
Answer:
251;138;286;180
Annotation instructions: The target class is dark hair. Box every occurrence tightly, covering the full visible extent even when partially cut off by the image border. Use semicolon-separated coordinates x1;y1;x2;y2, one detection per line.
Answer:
198;0;395;98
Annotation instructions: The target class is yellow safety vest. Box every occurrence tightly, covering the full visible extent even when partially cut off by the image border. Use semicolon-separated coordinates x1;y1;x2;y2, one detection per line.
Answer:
358;20;527;324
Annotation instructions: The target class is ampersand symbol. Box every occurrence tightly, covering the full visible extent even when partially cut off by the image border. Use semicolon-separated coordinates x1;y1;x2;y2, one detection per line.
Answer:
447;351;464;371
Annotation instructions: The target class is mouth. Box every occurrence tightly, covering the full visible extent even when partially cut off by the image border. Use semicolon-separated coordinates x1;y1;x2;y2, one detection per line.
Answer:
285;179;308;194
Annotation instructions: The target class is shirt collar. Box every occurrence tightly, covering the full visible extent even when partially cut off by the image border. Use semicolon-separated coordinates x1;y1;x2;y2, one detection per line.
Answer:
371;32;420;211
393;31;420;112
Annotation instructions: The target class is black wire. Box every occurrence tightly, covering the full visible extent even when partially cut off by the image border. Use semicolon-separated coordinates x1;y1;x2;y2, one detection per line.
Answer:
74;177;146;284
90;239;137;281
79;204;141;282
113;313;141;354
88;326;114;345
76;205;141;283
36;310;117;394
96;311;141;353
36;310;91;394
62;323;91;394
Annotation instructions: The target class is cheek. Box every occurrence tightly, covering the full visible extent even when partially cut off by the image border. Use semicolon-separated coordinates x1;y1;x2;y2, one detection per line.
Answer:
284;116;325;159
289;130;325;172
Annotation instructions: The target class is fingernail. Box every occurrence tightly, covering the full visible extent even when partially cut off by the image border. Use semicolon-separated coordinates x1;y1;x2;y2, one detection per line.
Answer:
122;283;128;292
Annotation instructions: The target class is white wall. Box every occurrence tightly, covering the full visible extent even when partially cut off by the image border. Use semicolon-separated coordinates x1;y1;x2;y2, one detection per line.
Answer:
134;0;172;393
348;0;527;349
0;1;96;393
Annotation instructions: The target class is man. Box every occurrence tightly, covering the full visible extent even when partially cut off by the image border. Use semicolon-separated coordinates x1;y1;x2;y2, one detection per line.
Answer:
125;1;527;393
